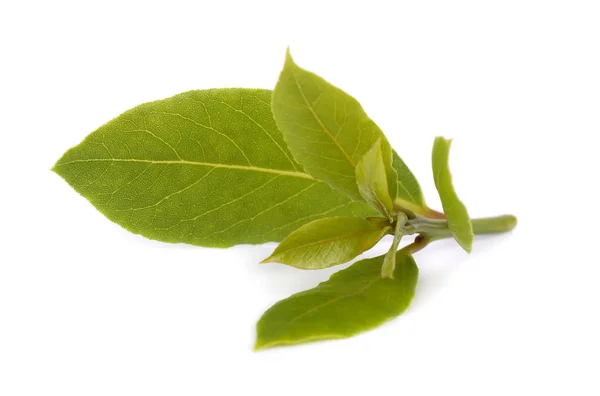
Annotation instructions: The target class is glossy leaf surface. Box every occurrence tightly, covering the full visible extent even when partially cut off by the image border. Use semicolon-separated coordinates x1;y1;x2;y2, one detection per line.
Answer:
255;250;418;350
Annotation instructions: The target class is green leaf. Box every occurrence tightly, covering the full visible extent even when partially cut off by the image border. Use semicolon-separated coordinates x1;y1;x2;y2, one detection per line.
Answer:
272;49;407;203
255;249;419;350
431;137;474;252
53;89;379;248
356;138;396;218
392;151;425;208
261;216;390;269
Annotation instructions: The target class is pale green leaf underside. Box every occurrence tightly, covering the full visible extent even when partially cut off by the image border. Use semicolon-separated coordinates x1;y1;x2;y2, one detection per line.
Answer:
356;139;395;218
431;137;473;252
255;250;418;350
262;216;390;269
53;89;379;247
272;50;420;205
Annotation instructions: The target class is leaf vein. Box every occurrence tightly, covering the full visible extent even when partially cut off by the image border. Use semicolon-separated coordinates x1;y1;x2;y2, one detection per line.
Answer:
56;158;314;180
290;67;356;166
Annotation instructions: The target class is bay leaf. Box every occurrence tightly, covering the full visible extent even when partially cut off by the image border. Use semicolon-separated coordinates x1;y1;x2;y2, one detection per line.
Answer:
53;89;378;247
255;249;419;350
431;137;474;252
261;216;390;269
271;49;422;206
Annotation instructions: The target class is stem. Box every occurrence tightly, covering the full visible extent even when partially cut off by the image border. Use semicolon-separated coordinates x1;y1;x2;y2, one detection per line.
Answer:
407;214;517;240
400;235;431;255
471;215;518;234
381;213;408;279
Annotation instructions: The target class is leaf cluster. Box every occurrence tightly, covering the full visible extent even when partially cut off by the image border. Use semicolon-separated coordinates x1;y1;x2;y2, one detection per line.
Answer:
53;49;516;350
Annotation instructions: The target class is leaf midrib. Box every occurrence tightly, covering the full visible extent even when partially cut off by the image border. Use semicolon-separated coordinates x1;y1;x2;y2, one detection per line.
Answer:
288;277;381;325
55;158;314;180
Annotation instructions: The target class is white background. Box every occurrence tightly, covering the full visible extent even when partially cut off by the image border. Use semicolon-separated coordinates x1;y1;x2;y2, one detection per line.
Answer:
1;1;599;395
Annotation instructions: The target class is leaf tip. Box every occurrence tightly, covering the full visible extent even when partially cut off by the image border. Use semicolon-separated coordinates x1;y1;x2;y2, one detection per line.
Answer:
458;237;473;254
253;338;273;351
285;46;294;64
506;215;518;230
434;136;453;150
50;162;64;177
260;253;284;264
253;341;264;351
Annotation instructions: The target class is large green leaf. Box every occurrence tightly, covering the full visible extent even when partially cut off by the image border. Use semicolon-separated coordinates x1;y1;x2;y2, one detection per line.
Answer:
255;249;418;350
431;137;473;252
272;49;417;204
261;216;390;269
53;89;378;248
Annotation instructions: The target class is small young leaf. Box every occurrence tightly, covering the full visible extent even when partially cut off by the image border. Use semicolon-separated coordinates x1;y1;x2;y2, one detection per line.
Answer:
53;89;379;248
261;217;390;269
272;49;412;203
356;139;396;219
255;250;419;350
431;137;474;252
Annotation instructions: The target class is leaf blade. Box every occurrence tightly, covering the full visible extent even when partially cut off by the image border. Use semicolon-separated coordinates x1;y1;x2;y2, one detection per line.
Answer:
272;49;415;203
431;137;474;252
262;216;390;269
53;89;379;247
255;250;419;350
